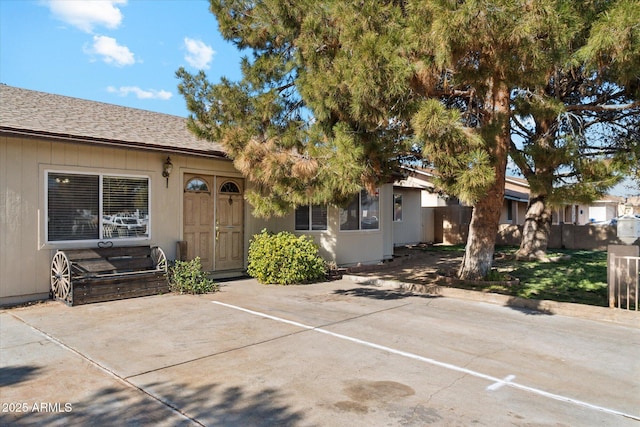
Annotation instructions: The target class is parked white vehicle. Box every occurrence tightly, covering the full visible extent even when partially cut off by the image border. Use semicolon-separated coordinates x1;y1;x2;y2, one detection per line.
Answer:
103;214;147;237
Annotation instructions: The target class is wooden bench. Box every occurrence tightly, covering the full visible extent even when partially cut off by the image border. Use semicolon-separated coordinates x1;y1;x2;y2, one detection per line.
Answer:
50;245;169;306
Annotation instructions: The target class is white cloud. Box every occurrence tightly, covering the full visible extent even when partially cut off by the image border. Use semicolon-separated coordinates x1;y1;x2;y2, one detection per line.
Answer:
107;86;173;100
184;37;215;69
87;35;135;66
47;0;126;33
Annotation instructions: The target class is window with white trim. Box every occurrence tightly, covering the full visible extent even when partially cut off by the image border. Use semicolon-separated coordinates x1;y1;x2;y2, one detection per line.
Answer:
295;205;328;231
340;189;379;231
393;194;403;222
46;172;149;242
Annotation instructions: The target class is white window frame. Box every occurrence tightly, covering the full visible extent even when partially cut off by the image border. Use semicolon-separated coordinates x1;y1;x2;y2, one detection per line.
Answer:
295;204;328;231
339;189;380;232
45;170;151;243
393;193;403;222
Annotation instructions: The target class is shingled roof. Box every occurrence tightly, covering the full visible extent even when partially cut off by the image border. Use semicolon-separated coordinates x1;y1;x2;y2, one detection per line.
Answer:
0;85;226;158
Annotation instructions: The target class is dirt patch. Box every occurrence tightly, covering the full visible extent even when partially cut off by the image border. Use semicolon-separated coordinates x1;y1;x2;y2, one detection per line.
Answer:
351;247;463;286
334;380;415;414
343;380;415;401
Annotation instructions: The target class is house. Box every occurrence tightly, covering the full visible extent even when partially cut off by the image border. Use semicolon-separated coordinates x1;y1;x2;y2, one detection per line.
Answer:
393;165;636;246
392;167;531;245
622;196;640;217
1;85;393;305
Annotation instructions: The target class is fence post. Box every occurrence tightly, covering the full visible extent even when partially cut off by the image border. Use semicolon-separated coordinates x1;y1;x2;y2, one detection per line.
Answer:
608;253;616;308
607;245;639;309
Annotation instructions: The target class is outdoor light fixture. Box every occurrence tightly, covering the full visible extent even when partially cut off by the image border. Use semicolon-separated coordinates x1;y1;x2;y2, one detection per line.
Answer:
162;156;173;188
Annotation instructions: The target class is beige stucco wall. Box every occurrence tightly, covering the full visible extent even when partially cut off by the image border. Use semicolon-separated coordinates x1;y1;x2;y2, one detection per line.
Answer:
245;184;393;267
392;188;423;246
0;135;241;304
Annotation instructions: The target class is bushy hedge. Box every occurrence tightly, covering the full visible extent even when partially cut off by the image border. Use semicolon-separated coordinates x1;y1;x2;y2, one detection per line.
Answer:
247;230;326;285
170;257;218;294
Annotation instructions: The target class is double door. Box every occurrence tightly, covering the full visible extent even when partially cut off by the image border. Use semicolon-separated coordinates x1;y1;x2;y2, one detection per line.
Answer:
183;174;243;271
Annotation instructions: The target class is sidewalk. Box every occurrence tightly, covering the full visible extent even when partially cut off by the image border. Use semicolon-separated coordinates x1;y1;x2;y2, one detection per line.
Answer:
344;274;640;328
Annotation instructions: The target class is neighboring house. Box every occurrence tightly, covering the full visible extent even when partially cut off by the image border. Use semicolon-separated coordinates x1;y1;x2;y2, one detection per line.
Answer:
392;167;447;246
577;195;625;224
393;167;531;245
0;85;393;305
502;176;530;225
394;165;632;240
622;196;640;217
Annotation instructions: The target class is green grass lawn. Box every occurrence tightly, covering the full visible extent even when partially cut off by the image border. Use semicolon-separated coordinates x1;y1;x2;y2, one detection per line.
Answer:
431;245;609;307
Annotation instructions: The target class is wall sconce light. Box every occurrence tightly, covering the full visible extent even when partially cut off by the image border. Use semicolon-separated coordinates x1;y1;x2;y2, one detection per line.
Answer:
162;156;173;188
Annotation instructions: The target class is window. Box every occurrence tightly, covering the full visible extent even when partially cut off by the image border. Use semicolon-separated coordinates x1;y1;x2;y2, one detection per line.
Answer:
47;172;149;242
340;189;379;231
507;199;513;222
393;194;403;222
220;181;240;193
185;178;209;192
295;205;328;231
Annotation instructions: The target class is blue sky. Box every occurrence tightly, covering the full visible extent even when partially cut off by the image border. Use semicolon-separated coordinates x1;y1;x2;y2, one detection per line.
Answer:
1;0;636;197
1;0;242;117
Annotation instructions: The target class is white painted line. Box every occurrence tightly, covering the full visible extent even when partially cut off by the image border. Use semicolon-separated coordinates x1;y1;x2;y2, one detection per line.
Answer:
212;301;640;422
487;374;516;391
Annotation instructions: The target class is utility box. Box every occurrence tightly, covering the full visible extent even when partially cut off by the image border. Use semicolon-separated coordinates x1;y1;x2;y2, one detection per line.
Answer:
616;215;640;244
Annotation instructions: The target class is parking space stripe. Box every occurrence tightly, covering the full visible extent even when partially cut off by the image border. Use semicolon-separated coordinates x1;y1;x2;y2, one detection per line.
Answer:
212;301;640;422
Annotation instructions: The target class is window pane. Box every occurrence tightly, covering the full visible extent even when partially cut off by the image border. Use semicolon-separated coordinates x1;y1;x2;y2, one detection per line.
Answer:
185;178;209;192
48;173;99;241
361;189;379;230
340;195;360;230
311;205;328;230
102;177;149;239
393;194;403;222
295;205;310;230
220;181;240;193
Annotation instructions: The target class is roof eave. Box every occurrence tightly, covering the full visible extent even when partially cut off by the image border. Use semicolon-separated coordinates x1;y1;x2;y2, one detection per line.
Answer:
0;127;229;160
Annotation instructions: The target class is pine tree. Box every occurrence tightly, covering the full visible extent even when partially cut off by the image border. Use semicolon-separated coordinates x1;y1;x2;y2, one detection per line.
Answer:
511;0;640;259
511;69;640;260
178;0;637;280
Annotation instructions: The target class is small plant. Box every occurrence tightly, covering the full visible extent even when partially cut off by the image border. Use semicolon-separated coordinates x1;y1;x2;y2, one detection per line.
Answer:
485;268;510;281
170;257;218;294
248;230;326;285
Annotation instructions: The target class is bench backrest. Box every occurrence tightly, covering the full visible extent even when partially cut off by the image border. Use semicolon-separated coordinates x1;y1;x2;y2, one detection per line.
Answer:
65;246;157;277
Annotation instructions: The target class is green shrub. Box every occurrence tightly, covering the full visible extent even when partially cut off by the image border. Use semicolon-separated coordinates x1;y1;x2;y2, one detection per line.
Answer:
247;230;326;285
170;257;218;294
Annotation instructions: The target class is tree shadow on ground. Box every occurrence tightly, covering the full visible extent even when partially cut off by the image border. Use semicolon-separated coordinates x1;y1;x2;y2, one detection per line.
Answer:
504;297;554;316
334;287;438;300
1;379;308;427
0;365;42;387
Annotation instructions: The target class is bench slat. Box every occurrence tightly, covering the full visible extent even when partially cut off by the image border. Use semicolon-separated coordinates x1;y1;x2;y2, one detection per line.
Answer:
64;246;152;261
72;258;154;276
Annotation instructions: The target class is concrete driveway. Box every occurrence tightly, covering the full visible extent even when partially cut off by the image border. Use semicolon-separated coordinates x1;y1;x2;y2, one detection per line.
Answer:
1;278;639;426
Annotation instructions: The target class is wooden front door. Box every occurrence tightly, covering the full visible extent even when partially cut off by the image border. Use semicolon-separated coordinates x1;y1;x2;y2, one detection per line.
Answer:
183;175;215;271
215;180;244;270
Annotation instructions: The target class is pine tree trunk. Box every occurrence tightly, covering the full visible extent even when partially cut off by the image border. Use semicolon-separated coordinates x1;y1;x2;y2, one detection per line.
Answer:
458;190;505;280
515;194;552;260
457;80;510;280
